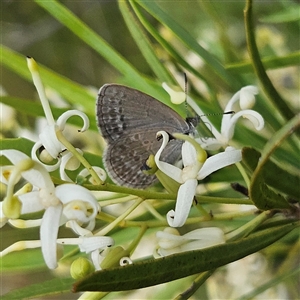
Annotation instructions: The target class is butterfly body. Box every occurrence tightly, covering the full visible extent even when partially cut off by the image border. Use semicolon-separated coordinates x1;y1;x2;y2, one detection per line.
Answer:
96;84;197;188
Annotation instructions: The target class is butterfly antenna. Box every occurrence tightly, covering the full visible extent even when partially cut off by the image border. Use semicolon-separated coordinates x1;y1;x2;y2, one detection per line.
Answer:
184;72;188;115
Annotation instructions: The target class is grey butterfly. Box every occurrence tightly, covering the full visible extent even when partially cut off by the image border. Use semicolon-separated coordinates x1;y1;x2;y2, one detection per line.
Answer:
96;84;199;189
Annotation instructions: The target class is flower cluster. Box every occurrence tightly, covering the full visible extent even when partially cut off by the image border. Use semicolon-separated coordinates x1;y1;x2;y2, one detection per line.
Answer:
1;57;265;284
0;58;112;271
154;84;264;228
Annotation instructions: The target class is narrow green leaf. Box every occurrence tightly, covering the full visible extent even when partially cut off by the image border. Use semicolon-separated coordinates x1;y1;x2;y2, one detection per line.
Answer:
243;148;300;200
129;1;211;91
260;5;300;23
244;0;295;122
0;138;34;158
250;174;291;209
247;115;300;209
1;277;75;300
136;1;238;88
119;1;174;83
74;223;297;292
226;51;300;73
238;267;300;300
34;0;164;100
0;45;95;114
0;96;97;131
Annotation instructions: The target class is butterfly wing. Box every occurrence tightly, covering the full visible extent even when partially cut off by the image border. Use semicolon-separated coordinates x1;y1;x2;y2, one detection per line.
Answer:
96;84;190;188
103;130;184;188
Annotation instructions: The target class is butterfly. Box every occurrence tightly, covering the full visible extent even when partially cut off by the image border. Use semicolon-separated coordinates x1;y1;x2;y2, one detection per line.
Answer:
96;84;199;188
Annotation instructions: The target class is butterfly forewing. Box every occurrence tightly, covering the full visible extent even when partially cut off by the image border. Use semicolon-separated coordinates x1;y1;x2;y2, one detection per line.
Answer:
96;84;191;188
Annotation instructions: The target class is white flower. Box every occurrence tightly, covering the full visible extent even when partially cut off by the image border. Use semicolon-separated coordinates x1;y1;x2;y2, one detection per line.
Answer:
31;110;89;172
155;132;242;227
0;149;101;269
27;57;90;173
162;83;264;150
155;227;225;257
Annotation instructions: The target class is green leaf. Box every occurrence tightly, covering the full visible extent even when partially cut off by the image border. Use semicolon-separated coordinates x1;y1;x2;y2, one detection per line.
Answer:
244;0;295;122
0;138;34;159
0;96;97;131
239;266;300;300
246;115;300;209
1;277;75;300
243;148;300;200
34;0;165;101
129;1;210;91
226;51;300;73
250;174;291;209
119;1;174;83
260;5;300;23
136;1;238;88
0;45;96;114
74;223;297;292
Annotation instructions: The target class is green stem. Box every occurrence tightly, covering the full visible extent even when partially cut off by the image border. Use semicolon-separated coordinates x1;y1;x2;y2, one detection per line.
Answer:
127;225;148;254
226;210;274;241
244;0;294;122
174;270;215;300
85;183;177;200
96;198;144;235
122;209;257;228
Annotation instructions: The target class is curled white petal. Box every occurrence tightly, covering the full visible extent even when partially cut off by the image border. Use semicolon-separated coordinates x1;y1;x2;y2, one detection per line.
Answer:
238;110;264;131
66;220;93;236
56;110;90;132
154;131;182;183
224;90;241;112
120;257;132;266
197;148;242;180
221;109;264;142
78;167;107;184
40;204;63;269
31;141;61;172
59;149;82;182
167;179;197;227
